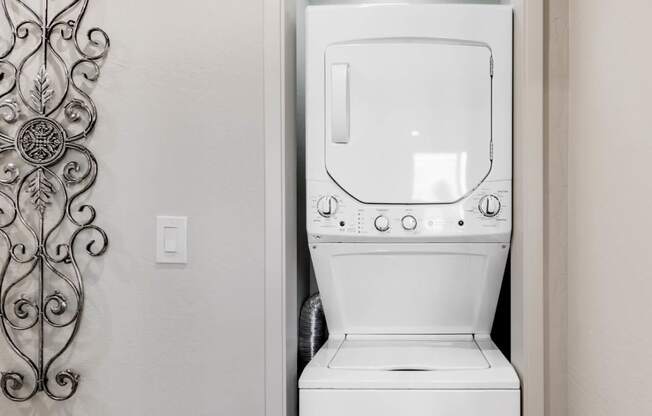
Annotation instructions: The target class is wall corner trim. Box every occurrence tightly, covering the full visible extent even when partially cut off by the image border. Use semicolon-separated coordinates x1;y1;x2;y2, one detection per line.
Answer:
510;1;546;416
264;0;298;416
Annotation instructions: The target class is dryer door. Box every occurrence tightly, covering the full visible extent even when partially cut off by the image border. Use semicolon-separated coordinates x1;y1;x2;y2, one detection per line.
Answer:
325;40;493;204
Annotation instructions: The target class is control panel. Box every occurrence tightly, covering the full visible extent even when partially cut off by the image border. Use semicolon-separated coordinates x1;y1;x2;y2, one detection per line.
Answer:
307;180;511;242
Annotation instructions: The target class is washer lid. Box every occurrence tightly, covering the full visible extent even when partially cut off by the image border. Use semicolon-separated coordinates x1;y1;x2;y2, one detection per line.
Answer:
325;39;493;204
329;336;489;371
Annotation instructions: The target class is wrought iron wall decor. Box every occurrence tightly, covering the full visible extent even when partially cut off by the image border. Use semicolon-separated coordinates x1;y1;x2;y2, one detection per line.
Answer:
0;0;109;401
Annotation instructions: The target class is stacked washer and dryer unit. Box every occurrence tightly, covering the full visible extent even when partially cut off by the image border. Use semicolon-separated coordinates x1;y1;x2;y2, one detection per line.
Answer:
301;3;518;416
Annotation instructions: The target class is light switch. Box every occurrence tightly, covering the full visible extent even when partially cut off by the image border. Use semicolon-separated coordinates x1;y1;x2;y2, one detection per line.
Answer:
163;226;177;253
156;216;187;264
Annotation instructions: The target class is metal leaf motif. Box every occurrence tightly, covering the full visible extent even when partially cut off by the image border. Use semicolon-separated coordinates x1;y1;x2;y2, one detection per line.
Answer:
27;169;55;214
30;67;54;115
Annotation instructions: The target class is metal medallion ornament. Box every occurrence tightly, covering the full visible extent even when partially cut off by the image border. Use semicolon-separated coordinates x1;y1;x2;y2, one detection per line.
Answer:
0;0;110;401
17;118;66;165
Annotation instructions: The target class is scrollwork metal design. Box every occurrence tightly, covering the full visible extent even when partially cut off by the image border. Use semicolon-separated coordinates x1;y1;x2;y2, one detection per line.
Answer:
0;0;109;401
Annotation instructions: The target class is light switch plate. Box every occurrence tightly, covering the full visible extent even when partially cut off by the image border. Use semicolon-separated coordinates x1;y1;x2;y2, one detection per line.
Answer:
156;216;188;264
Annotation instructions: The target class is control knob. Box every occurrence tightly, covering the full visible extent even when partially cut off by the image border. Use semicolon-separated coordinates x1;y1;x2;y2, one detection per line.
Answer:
401;215;418;231
374;215;391;232
479;195;501;217
317;196;338;218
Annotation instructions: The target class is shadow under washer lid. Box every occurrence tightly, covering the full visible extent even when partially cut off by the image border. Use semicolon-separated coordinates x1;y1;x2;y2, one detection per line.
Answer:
328;336;490;371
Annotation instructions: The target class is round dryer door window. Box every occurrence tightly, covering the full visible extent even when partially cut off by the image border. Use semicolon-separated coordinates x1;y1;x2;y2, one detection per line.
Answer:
324;39;493;205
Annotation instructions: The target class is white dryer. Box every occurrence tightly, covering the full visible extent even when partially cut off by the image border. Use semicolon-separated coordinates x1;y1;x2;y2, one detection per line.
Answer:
301;3;518;416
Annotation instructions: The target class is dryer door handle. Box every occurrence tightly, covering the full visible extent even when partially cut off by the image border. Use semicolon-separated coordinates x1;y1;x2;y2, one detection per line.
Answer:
331;63;350;144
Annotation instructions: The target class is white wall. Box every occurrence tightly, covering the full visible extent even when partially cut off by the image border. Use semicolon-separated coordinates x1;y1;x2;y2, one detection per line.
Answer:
568;1;652;415
0;1;270;415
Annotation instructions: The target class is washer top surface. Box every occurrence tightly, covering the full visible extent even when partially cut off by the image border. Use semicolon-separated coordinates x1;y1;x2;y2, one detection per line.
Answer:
329;336;489;371
300;335;520;390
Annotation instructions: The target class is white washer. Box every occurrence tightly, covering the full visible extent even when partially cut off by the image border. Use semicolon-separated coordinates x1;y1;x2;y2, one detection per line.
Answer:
302;3;518;416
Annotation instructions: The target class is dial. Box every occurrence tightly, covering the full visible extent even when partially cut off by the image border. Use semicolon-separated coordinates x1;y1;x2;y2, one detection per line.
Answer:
317;196;338;218
374;215;390;232
479;195;501;217
401;215;417;231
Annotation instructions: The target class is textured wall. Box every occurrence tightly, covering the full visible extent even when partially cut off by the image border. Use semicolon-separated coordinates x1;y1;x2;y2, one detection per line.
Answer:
568;1;652;415
0;0;267;415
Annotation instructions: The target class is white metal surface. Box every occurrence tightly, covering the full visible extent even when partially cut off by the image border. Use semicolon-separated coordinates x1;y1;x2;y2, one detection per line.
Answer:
306;3;512;233
299;335;520;390
303;4;518;415
306;3;512;243
300;336;519;415
309;243;509;336
308;178;511;243
325;40;492;204
329;335;489;371
301;389;519;416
